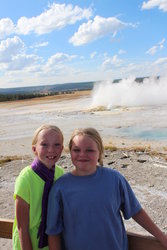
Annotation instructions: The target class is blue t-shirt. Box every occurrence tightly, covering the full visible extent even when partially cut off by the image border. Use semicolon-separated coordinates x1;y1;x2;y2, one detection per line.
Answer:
46;166;142;250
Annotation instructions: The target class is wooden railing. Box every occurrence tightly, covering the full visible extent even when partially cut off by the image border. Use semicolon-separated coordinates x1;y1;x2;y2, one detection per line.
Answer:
0;218;13;239
127;231;166;250
0;218;166;249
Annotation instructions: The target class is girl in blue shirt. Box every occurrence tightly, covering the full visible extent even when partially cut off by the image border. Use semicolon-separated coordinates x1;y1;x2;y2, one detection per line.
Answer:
46;127;167;250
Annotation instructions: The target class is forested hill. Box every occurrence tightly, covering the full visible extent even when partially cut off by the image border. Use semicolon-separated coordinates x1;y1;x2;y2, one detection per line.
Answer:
0;81;95;95
0;81;96;102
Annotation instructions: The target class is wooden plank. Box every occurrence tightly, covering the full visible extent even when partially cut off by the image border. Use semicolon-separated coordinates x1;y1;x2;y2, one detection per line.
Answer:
0;218;166;250
127;232;166;250
0;218;13;239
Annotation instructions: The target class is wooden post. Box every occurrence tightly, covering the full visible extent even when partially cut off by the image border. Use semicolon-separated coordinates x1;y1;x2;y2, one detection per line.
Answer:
0;218;13;239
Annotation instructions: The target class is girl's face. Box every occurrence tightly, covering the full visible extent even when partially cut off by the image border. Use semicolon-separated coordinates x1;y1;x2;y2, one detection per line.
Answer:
70;134;100;176
32;128;63;169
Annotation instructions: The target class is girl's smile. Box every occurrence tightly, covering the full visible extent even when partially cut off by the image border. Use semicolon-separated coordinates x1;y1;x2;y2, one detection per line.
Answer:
70;134;100;176
32;129;63;169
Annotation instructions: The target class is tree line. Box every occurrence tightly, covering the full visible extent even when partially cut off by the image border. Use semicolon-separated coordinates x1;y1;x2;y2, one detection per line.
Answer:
0;93;48;102
0;90;75;102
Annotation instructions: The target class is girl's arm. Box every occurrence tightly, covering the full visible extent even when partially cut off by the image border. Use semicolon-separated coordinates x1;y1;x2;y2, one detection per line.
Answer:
48;234;62;250
133;208;167;248
15;195;33;250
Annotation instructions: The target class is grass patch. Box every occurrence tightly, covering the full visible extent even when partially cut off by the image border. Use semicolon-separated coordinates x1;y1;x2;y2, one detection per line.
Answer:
126;145;151;153
163;146;167;152
103;139;118;151
122;145;167;161
104;145;118;151
0;156;24;165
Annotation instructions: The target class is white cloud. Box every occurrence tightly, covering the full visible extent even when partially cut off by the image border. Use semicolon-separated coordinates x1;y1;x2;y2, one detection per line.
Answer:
30;42;49;49
153;57;167;65
118;49;126;55
7;54;40;71
112;55;123;66
151;57;167;76
80;56;85;60
16;3;92;35
0;3;92;39
90;51;97;59
142;0;167;12
41;52;77;75
146;45;158;55
159;38;165;49
146;38;165;55
0;18;15;39
46;53;76;67
0;36;25;63
0;36;42;71
102;55;123;70
69;15;132;46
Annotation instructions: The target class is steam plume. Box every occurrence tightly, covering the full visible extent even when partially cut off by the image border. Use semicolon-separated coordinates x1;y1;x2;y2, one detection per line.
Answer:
91;76;167;108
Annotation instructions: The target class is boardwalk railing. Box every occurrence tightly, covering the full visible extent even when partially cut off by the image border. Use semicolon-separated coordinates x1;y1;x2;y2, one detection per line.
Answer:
0;218;166;250
0;218;13;239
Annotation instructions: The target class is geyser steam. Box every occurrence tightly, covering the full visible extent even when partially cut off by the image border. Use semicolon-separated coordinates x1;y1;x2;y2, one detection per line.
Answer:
91;76;167;108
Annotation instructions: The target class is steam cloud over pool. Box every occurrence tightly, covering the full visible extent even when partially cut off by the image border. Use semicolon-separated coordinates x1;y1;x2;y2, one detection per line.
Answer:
91;76;167;108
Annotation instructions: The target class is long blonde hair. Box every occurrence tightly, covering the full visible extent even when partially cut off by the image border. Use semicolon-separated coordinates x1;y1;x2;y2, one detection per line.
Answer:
69;127;104;166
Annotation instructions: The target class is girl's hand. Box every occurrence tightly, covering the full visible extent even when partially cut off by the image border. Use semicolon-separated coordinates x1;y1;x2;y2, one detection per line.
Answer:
133;208;167;249
159;233;167;249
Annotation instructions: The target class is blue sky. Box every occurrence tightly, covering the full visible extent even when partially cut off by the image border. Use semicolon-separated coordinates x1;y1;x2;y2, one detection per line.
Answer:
0;0;167;88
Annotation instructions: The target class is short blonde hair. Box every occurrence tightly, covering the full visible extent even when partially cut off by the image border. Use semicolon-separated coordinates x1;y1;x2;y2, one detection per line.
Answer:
32;124;64;146
69;127;104;166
